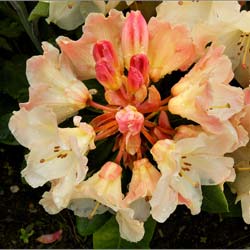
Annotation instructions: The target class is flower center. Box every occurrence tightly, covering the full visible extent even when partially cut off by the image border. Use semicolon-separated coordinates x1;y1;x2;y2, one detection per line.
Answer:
88;40;176;166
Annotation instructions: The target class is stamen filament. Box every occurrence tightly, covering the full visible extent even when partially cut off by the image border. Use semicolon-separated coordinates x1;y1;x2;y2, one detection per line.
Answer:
242;34;250;69
160;96;171;106
115;136;126;164
145;112;159;120
95;125;119;141
180;170;199;188
94;120;117;132
236;167;250;171
89;100;118;112
88;202;100;219
144;120;156;128
141;127;156;145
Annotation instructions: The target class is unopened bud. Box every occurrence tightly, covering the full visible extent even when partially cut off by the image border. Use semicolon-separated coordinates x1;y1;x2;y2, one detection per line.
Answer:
122;11;148;68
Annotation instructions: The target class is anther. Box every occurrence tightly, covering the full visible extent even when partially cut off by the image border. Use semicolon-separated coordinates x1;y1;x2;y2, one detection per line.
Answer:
40;159;45;163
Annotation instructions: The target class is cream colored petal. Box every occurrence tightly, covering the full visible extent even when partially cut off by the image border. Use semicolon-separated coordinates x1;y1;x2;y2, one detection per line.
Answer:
156;1;240;30
46;0;84;31
116;208;145;242
150;174;178;223
22;145;80;188
39;191;61;215
171;169;202;215
186;155;234;185
8;106;58;149
241;195;250;224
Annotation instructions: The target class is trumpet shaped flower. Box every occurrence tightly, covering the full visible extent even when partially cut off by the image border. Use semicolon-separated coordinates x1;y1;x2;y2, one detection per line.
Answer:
168;46;244;133
21;42;91;123
9;106;95;213
150;132;234;222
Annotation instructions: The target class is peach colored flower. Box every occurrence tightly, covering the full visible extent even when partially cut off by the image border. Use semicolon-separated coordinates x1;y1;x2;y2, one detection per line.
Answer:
168;46;244;133
21;42;91;123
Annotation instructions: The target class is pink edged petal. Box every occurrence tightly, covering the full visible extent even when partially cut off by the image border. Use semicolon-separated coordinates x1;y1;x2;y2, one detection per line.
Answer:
185;154;234;185
23;42;90;123
148;18;195;82
56;9;125;80
150;174;178;223
73;162;124;211
8;106;58;149
123;158;160;205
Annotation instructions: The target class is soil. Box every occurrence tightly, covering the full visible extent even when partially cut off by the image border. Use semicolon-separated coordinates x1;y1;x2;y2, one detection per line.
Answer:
1;144;250;249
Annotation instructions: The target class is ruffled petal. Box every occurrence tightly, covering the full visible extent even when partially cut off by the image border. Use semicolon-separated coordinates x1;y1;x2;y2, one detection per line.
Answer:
116;208;145;242
57;10;125;80
148;18;195;82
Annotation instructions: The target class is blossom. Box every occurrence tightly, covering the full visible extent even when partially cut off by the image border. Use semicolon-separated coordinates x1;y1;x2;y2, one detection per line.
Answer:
150;131;234;222
21;42;91;123
168;46;244;133
156;1;250;87
8;106;95;213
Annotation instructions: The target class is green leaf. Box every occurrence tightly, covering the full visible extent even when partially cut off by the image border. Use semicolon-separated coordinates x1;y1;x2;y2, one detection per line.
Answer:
76;212;112;237
201;185;229;213
221;184;242;218
93;216;156;249
0;37;12;51
28;2;49;22
0;113;18;145
0;18;24;38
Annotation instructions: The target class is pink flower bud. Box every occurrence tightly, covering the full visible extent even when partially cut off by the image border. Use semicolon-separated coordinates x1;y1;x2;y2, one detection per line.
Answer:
115;105;144;135
127;66;144;93
122;11;148;68
95;59;122;90
130;54;149;86
93;40;119;66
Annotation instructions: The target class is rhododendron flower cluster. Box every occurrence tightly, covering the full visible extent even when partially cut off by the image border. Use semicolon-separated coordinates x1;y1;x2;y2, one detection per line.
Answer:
8;2;250;243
